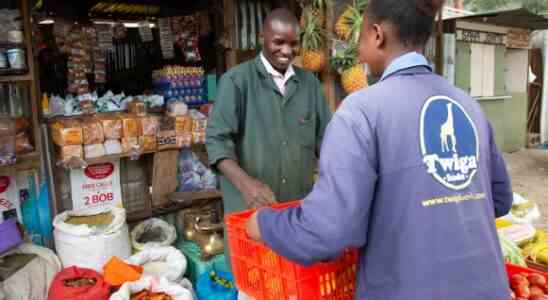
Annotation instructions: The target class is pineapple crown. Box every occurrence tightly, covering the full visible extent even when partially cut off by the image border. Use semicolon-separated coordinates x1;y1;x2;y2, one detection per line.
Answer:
300;10;326;51
311;0;329;11
355;0;369;13
330;43;359;74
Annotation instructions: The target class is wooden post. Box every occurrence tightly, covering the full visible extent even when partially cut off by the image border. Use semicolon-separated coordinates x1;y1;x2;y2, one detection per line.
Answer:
21;0;42;160
435;8;444;76
320;1;337;111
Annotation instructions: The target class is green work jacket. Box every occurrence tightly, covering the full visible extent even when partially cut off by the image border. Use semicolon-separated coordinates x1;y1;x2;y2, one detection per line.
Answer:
206;55;332;214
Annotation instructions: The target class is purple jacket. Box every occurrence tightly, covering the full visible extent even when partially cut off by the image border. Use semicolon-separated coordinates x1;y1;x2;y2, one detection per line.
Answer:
258;54;513;299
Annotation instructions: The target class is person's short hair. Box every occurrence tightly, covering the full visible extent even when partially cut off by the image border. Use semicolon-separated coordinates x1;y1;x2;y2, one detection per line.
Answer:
365;0;444;47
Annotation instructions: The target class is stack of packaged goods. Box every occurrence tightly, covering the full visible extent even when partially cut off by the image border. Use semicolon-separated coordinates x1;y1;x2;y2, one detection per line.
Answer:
50;99;208;163
152;66;207;107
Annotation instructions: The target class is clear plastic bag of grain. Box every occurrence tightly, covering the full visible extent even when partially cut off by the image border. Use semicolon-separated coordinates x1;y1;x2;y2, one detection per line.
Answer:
0;117;16;165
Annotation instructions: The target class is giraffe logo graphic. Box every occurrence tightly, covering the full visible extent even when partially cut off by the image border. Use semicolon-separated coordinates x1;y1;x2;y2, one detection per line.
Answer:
419;96;479;190
440;103;457;153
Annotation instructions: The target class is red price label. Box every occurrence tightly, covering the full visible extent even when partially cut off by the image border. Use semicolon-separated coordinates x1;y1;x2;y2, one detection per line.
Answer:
84;192;114;206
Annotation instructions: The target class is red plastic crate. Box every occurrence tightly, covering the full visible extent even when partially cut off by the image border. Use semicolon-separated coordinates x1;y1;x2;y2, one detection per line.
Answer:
226;201;358;300
506;263;548;280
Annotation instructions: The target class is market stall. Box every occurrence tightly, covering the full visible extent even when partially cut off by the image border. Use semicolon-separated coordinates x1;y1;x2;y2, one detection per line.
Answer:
31;1;236;297
439;9;548;152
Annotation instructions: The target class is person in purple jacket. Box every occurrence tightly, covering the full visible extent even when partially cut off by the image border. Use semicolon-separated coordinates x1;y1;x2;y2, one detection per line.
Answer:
245;0;514;299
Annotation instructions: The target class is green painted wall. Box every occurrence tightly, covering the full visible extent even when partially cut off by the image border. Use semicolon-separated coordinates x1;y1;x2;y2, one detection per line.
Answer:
477;92;527;152
455;40;527;153
455;42;471;93
503;92;528;152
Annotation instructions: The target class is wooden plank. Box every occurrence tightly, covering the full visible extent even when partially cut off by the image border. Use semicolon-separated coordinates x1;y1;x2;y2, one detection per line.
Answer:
21;0;42;166
321;1;337;111
127;189;222;223
482;44;495;97
151;150;180;207
0;74;31;83
470;43;483;97
0;152;40;172
82;149;157;165
506;29;531;49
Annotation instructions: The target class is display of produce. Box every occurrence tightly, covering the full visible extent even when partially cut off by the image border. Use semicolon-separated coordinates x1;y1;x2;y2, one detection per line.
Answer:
300;10;326;72
500;234;527;267
300;0;327;27
331;44;368;94
508;264;548;300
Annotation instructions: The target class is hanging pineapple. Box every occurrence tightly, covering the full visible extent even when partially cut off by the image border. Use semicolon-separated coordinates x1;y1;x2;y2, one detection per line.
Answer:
335;0;368;41
331;44;368;94
300;0;329;28
300;10;327;72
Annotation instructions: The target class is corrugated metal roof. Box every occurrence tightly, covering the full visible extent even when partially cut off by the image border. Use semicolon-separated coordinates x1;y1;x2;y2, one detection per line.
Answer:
444;8;548;30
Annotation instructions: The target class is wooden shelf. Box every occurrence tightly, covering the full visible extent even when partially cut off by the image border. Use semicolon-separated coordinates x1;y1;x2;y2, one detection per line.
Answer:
0;151;40;171
127;189;222;223
0;74;31;83
57;147;203;167
83;149;158;165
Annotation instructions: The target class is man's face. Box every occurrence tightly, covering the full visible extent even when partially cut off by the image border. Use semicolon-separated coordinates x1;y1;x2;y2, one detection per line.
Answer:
262;21;299;73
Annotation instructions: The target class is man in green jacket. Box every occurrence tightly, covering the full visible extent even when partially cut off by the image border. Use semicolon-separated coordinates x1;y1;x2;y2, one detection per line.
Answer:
206;8;331;226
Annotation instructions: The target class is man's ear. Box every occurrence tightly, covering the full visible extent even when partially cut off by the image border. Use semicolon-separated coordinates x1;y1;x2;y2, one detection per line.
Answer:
373;23;385;49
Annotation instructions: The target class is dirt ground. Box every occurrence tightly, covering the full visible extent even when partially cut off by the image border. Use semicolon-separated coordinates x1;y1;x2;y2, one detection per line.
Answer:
504;149;548;229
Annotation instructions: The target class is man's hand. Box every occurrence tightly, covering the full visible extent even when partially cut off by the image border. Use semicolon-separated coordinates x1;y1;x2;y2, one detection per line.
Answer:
241;177;277;208
217;159;277;208
246;211;262;241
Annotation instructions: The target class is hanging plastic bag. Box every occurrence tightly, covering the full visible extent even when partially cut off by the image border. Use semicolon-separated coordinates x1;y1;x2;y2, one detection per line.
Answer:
130;218;177;252
502;193;541;225
126;246;187;283
47;266;110;300
109;276;194;300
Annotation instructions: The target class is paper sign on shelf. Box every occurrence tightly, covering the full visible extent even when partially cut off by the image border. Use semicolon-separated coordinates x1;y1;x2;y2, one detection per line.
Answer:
0;171;20;223
70;160;123;211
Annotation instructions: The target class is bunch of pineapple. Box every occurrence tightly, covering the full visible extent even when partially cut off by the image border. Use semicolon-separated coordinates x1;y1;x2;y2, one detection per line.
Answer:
335;0;368;42
300;0;328;27
331;44;368;94
300;9;327;72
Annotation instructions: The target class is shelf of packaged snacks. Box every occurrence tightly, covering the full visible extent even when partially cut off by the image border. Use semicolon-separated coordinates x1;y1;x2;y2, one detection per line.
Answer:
127;189;222;223
0;73;31;83
0;151;40;171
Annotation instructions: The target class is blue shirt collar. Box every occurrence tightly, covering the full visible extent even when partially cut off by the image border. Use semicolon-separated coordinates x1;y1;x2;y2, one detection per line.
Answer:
380;52;432;81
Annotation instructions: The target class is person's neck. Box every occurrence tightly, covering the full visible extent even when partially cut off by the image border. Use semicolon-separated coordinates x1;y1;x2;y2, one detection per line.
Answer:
382;46;423;71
